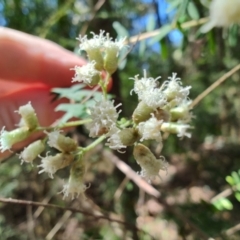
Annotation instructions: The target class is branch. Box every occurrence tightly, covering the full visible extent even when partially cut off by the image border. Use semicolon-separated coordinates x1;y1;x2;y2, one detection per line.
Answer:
191;63;240;108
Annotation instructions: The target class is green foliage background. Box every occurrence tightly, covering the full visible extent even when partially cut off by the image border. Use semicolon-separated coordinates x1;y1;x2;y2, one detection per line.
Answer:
1;0;240;239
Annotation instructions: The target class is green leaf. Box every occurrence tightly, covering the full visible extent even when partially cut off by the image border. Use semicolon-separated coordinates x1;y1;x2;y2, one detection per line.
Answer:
226;176;234;186
146;14;156;32
167;0;181;12
55;103;86;119
177;0;189;19
219;198;233;210
212;197;233;211
160;40;168;59
235;192;240;202
139;39;146;57
113;21;129;38
149;24;172;45
232;171;240;185
187;2;200;20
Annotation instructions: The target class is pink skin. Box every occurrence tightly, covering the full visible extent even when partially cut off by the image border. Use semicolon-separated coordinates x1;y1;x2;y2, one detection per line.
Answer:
0;27;86;160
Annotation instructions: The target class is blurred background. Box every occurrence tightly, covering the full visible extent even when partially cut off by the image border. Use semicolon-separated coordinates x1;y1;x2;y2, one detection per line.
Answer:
1;0;240;239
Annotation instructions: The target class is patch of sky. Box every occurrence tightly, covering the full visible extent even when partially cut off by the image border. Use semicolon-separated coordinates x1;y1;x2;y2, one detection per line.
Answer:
0;1;6;26
131;0;182;51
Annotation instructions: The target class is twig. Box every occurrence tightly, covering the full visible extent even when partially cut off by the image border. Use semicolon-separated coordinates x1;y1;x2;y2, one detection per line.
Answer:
46;210;72;240
224;222;240;236
0;196;150;237
104;150;161;198
191;63;240;108
128;18;208;44
80;0;106;36
210;188;233;203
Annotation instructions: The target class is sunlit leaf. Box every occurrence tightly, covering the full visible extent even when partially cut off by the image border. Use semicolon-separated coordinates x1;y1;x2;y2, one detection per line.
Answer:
187;2;199;20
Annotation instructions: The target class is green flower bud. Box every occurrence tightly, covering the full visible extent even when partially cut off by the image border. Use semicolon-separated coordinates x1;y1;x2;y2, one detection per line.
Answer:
17;102;39;130
132;101;154;124
19;140;45;164
118;128;140;146
0;127;30;152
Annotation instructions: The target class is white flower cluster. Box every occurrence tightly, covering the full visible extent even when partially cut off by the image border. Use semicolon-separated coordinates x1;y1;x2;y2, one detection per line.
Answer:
78;30;126;58
76;30;126;75
131;70;192;141
201;0;240;33
86;98;121;136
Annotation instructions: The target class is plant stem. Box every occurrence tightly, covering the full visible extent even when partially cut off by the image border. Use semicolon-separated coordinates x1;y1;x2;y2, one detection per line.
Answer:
37;119;92;131
82;135;106;152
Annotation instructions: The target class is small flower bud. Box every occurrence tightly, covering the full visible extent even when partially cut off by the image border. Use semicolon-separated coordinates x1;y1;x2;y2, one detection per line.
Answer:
103;35;126;74
0;127;30;152
61;159;88;199
38;153;74;178
133;144;168;182
17;102;39;130
78;31;105;71
118;128;140;146
19;140;45;164
132;101;154;124
45;130;78;153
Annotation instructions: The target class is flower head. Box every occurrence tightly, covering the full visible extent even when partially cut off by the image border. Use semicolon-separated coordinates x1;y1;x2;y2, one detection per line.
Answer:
61;159;88;199
72;61;100;86
137;114;163;142
130;70;166;109
16;102;39;130
133;144;168;182
106;126;127;152
19;140;45;164
45;130;77;153
38;153;74;178
162;73;191;104
78;30;106;51
86;98;122;137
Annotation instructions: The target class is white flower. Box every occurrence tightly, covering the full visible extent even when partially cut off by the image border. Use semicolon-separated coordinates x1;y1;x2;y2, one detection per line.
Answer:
130;70;166;109
19;140;45;164
141;88;166;109
130;69;159;98
176;124;192;139
162;73;191;104
38;153;74;178
61;159;88;199
106;126;127;151
103;33;126;57
72;61;100;85
61;180;88;200
78;30;106;51
161;122;192;139
170;99;193;123
86;98;122;137
138;115;163;142
200;0;240;33
133;144;168;182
